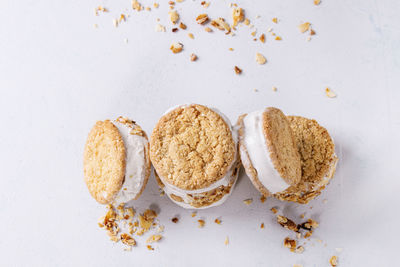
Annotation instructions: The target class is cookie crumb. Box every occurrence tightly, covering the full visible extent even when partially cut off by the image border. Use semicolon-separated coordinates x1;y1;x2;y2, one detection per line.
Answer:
243;198;253;205
275;36;282;41
260;195;266;203
170;43;183;53
146;234;163;243
225;236;229;245
272;17;278;24
260;33;265;43
298;22;311;33
190;53;198;61
232;7;245;26
171;217;179;223
256;53;267;65
198;219;205;228
277;215;299;232
196;14;209;24
179;22;187;30
270;207;278;214
191;212;197;217
314;0;321;5
325;87;337;98
147;245;154;250
329;256;338;266
272;86;277;91
234;66;242;74
295;246;304;254
283;237;297;252
169;10;179;24
153;3;159;8
229;48;234;51
188;33;194;39
205;27;213;32
260;223;265;229
214;218;222;225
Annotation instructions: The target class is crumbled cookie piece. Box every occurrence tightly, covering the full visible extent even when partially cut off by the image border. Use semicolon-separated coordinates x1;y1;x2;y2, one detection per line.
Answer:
232;7;245;26
170;42;183;53
132;0;143;11
214;218;222;225
284;237;297;252
243;198;253;205
156;24;166;32
272;86;277;92
256;53;266;64
234;66;242;75
146;234;163;243
113;19;118;27
171;217;179;223
260;33;266;43
295;246;304;254
153;3;159;8
147;245;154;250
120;233;136;246
310;29;316;35
188;33;194;39
211;18;231;34
325;87;336;98
196;14;209;24
272;17;278;24
293;265;303;267
298;22;311;33
275;36;282;40
172;28;179;32
190;53;198;61
270;207;278;214
191;212;197;217
244;18;250;25
314;0;321;5
251;31;256;37
201;1;210;8
169;10;179;24
205;27;213;32
329;256;338;266
260;223;265;229
229;48;234;51
179;22;187;29
198;219;205;228
277;215;299;232
225;236;229;245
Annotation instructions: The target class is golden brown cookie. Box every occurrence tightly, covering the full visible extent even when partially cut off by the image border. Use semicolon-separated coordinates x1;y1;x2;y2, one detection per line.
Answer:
150;104;238;209
238;107;301;197
84;117;150;204
274;116;338;204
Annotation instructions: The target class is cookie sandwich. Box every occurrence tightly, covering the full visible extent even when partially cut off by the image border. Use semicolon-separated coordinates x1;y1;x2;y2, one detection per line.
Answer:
150;104;239;209
83;116;151;204
274;116;338;204
238;107;302;197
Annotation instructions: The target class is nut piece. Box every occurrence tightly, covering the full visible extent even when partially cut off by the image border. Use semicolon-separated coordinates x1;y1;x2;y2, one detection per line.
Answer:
170;43;183;53
211;18;231;34
190;53;198;61
198;219;205;228
232;7;245;26
277;215;299;232
234;66;242;74
325;87;336;98
146;234;163;243
298;22;311;33
169;10;179;24
243;198;253;205
256;53;266;65
329;256;338;266
196;14;209;24
283;237;297;252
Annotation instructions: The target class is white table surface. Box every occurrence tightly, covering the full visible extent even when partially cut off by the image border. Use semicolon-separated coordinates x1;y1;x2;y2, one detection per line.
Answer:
1;0;399;266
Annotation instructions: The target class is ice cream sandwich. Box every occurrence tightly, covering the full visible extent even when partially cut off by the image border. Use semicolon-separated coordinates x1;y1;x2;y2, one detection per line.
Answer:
150;104;239;209
274;116;338;204
83;116;151;204
238;107;302;197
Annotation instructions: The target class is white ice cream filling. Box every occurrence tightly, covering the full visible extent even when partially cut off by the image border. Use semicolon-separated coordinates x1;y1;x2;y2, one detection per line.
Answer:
158;104;238;209
114;120;148;203
241;110;290;194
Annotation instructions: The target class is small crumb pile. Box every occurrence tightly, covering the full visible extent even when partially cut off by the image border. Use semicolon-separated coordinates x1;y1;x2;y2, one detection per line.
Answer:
98;204;164;251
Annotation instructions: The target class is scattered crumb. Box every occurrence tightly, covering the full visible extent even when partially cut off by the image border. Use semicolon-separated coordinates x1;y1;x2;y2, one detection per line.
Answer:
225;236;229;245
205;27;213;32
201;1;210;8
323;199;328;204
132;0;143;11
172;28;179;33
260;33;265;43
168;10;179;24
229;48;234;51
295;246;305;254
293;265;303;267
272;17;278;24
310;29;316;35
170;42;183;53
190;53;198;61
153;3;159;8
298;22;311;33
260;223;265;229
179;22;187;30
188;33;194;39
270;207;278;214
251;31;256;37
234;66;242;75
275;36;282;41
196;14;209;24
93;24;98;28
267;27;273;32
120;233;136;246
284;237;297;252
232;7;245;26
300;213;305;219
256;53;267;65
145;6;151;11
146;234;162;243
124;38;129;44
325;87;337;98
243;198;253;205
253;89;258;92
277;215;299;232
113;19;118;27
171;217;179;223
147;245;154;250
335;248;343;253
272;86;277;92
260;195;266;203
244;18;250;25
191;212;197;217
211;18;231;34
314;0;321;5
198;219;205;228
214;218;222;225
329;256;338;267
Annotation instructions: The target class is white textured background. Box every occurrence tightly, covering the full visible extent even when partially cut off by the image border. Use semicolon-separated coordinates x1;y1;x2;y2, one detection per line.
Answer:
1;0;399;266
